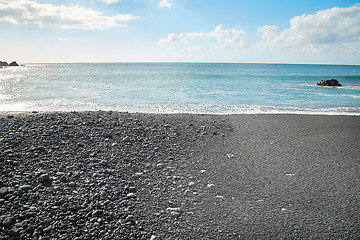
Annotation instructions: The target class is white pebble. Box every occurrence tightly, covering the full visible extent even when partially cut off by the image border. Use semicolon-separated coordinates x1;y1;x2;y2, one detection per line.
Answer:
188;181;196;187
126;193;136;198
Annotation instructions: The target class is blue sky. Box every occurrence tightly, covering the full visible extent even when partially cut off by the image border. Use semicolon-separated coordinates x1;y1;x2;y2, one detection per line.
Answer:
0;0;359;64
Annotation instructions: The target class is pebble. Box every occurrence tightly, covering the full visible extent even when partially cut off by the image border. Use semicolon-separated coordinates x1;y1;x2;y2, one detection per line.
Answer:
166;207;182;218
102;133;112;138
207;183;215;188
38;174;51;183
122;136;132;143
100;160;110;167
126;193;136;199
125;215;135;223
0;187;8;196
188;181;196;187
19;185;32;192
9;227;20;237
2;216;15;228
43;226;52;233
68;182;76;187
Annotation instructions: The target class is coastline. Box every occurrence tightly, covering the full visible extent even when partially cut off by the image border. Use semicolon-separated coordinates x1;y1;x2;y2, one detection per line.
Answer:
1;111;359;239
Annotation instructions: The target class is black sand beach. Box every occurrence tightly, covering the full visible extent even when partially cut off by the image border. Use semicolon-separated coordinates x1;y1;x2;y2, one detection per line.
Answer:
0;112;359;239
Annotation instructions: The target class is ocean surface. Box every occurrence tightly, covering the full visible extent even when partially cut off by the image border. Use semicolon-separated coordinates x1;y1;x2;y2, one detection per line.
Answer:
1;63;359;115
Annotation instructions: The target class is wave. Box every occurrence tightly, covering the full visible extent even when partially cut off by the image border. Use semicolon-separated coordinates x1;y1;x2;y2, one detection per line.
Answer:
1;101;359;116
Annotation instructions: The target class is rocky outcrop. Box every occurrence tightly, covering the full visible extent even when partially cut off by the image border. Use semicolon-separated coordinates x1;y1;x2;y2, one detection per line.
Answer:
316;79;342;86
1;61;20;67
0;61;8;67
9;61;19;66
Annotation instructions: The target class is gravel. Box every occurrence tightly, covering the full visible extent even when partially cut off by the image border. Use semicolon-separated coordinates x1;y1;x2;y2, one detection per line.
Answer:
0;111;359;239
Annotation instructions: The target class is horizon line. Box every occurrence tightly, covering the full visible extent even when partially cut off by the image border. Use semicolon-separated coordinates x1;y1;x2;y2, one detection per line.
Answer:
18;61;360;66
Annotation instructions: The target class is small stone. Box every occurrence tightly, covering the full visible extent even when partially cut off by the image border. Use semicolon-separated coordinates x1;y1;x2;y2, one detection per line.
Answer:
166;207;182;213
43;226;52;233
77;142;85;148
126;193;136;199
125;215;135;223
102;133;112;138
200;170;207;173
56;172;65;176
39;174;51;183
150;235;157;240
170;211;181;218
188;181;196;187
207;184;215;188
2;217;15;228
59;175;67;182
184;189;194;195
68;182;76;187
92;210;103;216
122;136;132;143
19;185;32;192
166;207;182;218
100;160;109;167
0;187;8;197
9;227;20;237
14;221;25;228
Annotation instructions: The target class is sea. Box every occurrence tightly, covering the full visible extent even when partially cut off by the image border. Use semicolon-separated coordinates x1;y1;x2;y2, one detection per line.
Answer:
1;63;359;115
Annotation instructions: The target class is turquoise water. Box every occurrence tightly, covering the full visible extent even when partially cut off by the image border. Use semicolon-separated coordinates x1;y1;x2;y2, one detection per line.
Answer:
1;63;359;114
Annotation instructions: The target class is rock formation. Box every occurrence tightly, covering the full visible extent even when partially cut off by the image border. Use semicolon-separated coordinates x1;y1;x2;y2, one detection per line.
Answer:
9;61;19;66
0;61;20;67
316;79;342;86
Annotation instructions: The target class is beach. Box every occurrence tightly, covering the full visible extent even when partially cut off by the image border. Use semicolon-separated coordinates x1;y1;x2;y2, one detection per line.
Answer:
0;111;359;239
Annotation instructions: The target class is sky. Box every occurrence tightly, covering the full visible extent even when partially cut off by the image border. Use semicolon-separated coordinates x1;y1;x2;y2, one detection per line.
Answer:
0;0;359;64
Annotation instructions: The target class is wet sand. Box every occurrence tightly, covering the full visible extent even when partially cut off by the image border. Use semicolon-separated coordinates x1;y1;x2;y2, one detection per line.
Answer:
0;112;359;239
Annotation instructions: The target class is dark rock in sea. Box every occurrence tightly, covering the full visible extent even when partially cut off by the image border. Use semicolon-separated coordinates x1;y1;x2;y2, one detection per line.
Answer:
316;79;342;86
0;61;8;66
9;61;19;67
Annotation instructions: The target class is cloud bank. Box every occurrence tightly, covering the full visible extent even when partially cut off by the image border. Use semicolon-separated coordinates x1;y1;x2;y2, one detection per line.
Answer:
257;5;360;52
0;0;140;29
159;5;360;53
158;25;247;49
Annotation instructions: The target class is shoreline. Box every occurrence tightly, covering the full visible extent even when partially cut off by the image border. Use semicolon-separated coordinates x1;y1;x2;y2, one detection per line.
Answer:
1;112;359;239
1;110;360;116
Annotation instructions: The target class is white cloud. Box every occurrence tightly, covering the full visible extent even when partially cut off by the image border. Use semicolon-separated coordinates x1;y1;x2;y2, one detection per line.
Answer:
158;0;173;9
257;5;360;52
158;25;247;49
0;0;140;29
99;0;121;4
